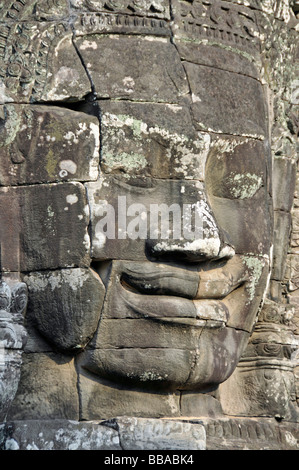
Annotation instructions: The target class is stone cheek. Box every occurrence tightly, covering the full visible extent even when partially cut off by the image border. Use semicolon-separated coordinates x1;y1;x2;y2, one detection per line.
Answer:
24;268;105;351
0;105;100;186
0;182;90;273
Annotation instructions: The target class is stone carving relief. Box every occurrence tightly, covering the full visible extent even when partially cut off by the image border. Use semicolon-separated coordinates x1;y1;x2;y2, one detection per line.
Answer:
171;0;260;51
0;278;27;422
220;299;298;420
71;0;169;16
0;0;298;450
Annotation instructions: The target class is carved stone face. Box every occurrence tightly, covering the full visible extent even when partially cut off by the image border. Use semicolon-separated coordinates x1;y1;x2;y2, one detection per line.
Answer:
75;36;272;391
0;1;274;415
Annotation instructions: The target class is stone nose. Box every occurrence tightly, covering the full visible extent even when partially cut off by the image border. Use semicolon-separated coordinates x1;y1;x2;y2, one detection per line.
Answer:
146;198;235;262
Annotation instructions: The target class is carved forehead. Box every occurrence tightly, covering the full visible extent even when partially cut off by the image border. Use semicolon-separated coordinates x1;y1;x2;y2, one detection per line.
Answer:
2;0;289;107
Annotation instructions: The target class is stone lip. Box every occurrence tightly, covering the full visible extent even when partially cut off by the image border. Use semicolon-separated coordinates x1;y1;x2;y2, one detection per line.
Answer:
117;259;249;327
120;284;230;327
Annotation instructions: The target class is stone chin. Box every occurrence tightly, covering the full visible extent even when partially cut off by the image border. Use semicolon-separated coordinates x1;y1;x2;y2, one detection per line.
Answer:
80;324;251;392
79;254;270;392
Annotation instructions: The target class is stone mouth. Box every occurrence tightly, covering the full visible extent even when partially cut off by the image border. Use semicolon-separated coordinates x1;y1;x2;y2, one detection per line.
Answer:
119;266;247;327
120;262;246;300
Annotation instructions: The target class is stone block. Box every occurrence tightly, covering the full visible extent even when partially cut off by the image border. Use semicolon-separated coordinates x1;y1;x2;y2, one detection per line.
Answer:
285;254;299;292
24;268;105;352
171;0;261;57
75;35;189;102
77;365;181;420
98;99;209;181
0;23;91;104
0;1;70;21
175;42;260;79
0;420;121;450
70;0;170;19
96;260;199;321
73;11;171;37
272;156;297;211
0;278;27;421
272;211;292;280
219;362;296;421
92;318;203;350
7;352;79;421
80;346;195;391
180;392;224;418
0;105;99;186
290;207;299;254
2;417;298;450
0;350;23;422
0;417;207;451
202;417;299;450
268;279;283;302
0;182;90;273
183;62;267;137
205;136;269;199
208;191;272;256
86;175;221;262
114;417;206;450
0;187;22;273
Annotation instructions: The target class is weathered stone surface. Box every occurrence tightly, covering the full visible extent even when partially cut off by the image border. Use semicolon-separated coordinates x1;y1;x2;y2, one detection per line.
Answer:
202;417;299;450
171;0;261;56
7;352;79;421
0;420;121;450
0;105;99;185
272;156;297;211
0;278;27;422
219;299;299;421
184;62;267;137
290;207;299;254
86;174;231;262
0;417;207;451
0;182;90;272
220;364;297;420
99;99;209;181
206;136;269;198
207;193;272;256
82;347;196;391
92;319;203;350
70;0;170;19
77;366;181;420
175;42;260;80
0;23;91;104
0;0;298;450
24;268;105;351
0;349;23;422
272;211;292;280
75;35;189;102
2;416;298;450
0;1;70;21
73;11;171;37
204;133;272;259
114;417;206;450
180;392;224;418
